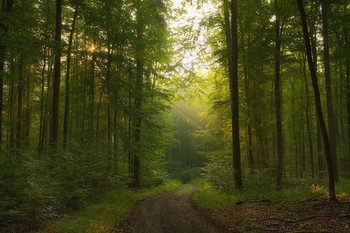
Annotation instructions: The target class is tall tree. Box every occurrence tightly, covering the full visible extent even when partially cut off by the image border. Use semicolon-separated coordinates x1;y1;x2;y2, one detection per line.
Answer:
230;0;243;190
50;0;62;150
132;0;144;188
63;6;78;147
322;0;338;182
296;0;336;202
0;0;14;146
275;0;284;188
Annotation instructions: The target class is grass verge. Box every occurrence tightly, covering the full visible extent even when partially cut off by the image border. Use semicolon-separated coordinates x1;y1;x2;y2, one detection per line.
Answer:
38;180;181;233
192;178;350;211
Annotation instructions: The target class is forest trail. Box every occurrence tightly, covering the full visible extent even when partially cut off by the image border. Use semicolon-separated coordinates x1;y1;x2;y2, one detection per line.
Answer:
117;185;228;233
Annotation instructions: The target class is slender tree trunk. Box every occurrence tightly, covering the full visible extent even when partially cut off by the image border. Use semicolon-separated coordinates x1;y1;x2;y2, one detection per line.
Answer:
17;58;24;148
9;59;15;149
317;118;324;178
230;0;243;190
96;88;105;140
303;57;315;179
294;130;299;177
38;46;47;154
113;108;117;149
133;4;144;188
346;60;350;167
50;0;62;151
0;0;14;147
310;18;324;179
41;58;52;154
63;6;78;147
106;45;113;153
296;0;336;202
275;0;283;188
322;1;338;182
90;54;95;138
247;126;254;171
81;53;88;142
24;65;31;146
343;19;350;173
301;129;306;176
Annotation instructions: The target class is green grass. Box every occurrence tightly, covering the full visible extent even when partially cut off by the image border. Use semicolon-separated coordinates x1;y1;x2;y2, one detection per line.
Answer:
192;178;350;212
192;181;237;210
39;180;181;233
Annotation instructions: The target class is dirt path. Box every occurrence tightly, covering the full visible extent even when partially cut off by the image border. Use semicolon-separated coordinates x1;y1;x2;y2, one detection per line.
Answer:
117;185;228;233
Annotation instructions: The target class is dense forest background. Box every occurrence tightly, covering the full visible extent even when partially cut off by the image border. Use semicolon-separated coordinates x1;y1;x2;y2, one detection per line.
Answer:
0;0;349;231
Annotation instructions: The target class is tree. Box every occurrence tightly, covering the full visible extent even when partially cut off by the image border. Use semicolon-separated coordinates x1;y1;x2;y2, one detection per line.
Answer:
296;0;336;202
63;5;78;147
0;0;14;146
230;0;243;190
321;0;338;182
275;0;284;188
50;0;62;150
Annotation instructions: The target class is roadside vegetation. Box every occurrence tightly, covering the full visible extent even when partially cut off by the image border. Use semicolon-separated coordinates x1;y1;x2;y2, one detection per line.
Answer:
192;179;350;232
38;180;181;233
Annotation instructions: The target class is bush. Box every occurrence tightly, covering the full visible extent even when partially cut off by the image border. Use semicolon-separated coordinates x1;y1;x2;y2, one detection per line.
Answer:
43;180;182;233
0;145;128;232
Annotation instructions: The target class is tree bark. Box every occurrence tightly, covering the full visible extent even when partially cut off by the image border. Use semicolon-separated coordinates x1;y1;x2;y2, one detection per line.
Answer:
275;0;283;188
63;6;78;147
303;56;315;178
133;3;144;188
322;1;338;182
17;58;24;148
90;54;95;138
0;0;14;146
296;0;336;202
50;0;62;151
230;0;243;190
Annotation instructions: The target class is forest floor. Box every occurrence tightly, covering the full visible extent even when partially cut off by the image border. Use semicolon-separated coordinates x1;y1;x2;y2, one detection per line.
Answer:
195;195;350;232
116;185;228;233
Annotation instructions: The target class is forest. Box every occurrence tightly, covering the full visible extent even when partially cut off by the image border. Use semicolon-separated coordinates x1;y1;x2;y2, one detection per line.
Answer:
0;0;350;232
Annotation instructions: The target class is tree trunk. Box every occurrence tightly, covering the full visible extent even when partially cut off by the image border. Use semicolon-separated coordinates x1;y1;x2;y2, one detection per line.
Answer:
296;0;336;202
90;54;95;138
38;46;47;154
17;58;24;148
50;0;62;151
63;6;78;147
0;0;14;146
24;64;31;146
303;56;315;179
230;0;243;190
9;59;15;149
322;1;338;182
133;3;144;188
275;0;283;188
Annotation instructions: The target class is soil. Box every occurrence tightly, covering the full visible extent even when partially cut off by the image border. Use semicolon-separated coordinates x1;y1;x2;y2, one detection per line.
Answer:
116;185;228;233
195;195;350;233
117;186;350;233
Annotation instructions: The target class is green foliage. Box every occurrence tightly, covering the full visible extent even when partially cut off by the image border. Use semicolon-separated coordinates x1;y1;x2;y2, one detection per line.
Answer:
42;180;181;233
200;150;234;191
193;178;350;212
192;180;237;210
0;146;128;232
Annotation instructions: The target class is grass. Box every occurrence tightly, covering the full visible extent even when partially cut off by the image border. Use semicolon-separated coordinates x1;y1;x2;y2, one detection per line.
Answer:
192;181;237;210
192;178;350;212
38;180;181;233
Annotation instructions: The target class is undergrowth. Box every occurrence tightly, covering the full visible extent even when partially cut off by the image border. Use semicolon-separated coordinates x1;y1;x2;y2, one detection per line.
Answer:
38;180;181;233
192;177;350;211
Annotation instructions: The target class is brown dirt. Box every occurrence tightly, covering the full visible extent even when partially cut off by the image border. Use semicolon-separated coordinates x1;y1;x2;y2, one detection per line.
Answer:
116;185;229;233
195;196;350;233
